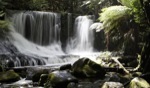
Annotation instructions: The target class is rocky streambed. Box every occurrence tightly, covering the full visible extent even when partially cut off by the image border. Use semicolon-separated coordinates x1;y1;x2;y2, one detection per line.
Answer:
1;39;150;88
1;56;150;88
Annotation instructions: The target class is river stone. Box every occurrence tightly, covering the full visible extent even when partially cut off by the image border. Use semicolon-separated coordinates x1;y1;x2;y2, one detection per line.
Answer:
129;77;150;88
72;57;106;78
60;64;72;70
108;72;130;84
26;67;50;82
44;70;78;88
67;82;77;88
38;74;48;86
102;82;124;88
0;70;20;83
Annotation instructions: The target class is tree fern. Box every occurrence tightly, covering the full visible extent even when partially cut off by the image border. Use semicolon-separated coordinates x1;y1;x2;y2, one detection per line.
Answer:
118;0;144;24
99;6;131;33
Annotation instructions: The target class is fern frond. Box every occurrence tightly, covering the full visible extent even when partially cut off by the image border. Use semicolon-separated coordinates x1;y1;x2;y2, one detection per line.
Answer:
99;6;131;33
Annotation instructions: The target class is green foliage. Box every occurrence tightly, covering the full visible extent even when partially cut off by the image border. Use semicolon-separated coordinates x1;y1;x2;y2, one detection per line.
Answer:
99;6;131;33
4;0;76;13
0;0;7;10
0;20;8;29
80;0;119;15
119;0;144;24
29;0;49;10
0;0;9;36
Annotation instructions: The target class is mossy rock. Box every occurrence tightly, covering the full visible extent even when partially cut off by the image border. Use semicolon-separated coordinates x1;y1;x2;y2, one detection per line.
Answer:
0;70;20;83
129;77;150;88
44;70;78;88
102;82;124;88
72;57;106;78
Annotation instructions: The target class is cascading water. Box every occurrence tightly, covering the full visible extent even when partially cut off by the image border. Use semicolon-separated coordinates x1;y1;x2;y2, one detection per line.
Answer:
66;16;94;54
11;11;61;46
7;11;73;65
6;11;98;66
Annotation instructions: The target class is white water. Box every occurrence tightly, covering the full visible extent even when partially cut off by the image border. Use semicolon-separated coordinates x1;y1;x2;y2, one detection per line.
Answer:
8;11;97;65
11;11;61;45
8;28;79;65
66;16;94;54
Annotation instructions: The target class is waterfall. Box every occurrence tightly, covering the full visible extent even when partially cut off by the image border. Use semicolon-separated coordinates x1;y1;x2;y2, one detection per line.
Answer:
11;11;61;46
66;16;94;54
6;11;97;66
7;11;71;65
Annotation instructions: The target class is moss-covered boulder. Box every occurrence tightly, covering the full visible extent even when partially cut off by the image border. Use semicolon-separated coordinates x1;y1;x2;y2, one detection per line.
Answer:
129;77;150;88
44;70;78;88
0;70;20;83
102;82;124;88
72;57;106;78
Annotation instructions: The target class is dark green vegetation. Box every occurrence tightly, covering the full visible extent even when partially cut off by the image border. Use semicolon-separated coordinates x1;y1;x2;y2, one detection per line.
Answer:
98;0;150;73
0;0;9;37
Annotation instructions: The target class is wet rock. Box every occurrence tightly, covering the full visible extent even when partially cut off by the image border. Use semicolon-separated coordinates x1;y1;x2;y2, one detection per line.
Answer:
108;72;130;84
0;40;19;54
77;82;93;88
129;77;150;88
0;40;46;67
93;80;107;88
102;82;124;88
72;57;106;78
60;64;72;70
44;70;78;88
38;74;48;86
67;82;77;88
9;67;27;78
0;70;20;83
26;67;50;82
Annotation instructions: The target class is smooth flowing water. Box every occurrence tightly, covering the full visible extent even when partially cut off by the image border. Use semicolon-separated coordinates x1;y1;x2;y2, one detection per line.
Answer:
11;11;61;46
66;16;94;54
8;11;98;66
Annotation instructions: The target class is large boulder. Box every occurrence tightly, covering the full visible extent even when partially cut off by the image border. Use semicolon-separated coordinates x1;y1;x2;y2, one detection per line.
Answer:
0;70;20;83
129;77;150;88
102;82;124;88
72;57;106;78
44;70;78;88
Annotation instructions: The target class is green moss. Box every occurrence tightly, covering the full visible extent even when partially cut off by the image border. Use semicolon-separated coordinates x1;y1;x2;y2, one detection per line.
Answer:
0;70;20;83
